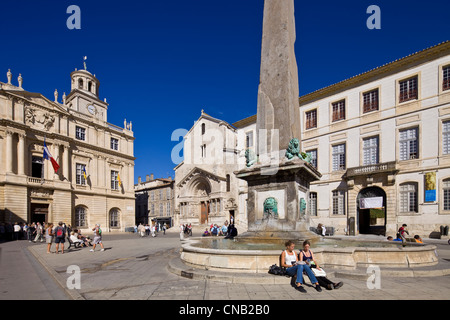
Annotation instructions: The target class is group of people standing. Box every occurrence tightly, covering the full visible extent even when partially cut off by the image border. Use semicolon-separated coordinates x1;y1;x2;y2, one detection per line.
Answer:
0;221;105;253
136;223;164;237
0;221;47;242
45;222;105;254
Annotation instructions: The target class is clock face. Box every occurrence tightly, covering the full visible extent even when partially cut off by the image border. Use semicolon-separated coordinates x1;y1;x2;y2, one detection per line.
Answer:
87;105;96;114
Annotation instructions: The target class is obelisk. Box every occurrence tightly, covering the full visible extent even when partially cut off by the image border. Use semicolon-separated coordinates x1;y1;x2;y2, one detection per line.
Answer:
256;0;301;156
236;0;321;240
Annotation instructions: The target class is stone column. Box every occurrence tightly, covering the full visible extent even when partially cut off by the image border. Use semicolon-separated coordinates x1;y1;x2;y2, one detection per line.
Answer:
17;133;26;175
63;145;70;180
128;163;134;194
53;143;60;179
6;130;14;173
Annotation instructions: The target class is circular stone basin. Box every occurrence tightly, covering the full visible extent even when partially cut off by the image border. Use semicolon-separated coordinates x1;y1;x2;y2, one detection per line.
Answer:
180;237;438;273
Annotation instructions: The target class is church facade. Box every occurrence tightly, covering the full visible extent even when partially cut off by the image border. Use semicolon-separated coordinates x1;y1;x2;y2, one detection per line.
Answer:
174;111;246;230
174;41;450;238
0;66;136;232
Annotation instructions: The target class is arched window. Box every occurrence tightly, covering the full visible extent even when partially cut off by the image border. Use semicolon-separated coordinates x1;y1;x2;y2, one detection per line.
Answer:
75;206;87;227
109;208;120;228
78;78;84;90
88;81;92;92
226;174;231;192
201;123;206;135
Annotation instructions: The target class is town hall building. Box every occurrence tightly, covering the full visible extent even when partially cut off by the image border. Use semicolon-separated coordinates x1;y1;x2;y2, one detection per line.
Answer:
0;65;136;232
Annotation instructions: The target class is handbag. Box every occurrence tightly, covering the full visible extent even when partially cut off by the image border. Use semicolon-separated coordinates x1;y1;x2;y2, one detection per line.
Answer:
311;267;326;277
268;264;287;276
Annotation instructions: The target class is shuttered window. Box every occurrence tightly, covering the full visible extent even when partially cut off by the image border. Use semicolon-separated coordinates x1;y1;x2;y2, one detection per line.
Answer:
363;136;379;165
332;144;346;171
443;121;450;155
399;128;418;160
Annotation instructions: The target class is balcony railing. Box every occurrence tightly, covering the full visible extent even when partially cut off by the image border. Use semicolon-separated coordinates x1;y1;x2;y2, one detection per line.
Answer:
345;161;397;178
28;177;44;184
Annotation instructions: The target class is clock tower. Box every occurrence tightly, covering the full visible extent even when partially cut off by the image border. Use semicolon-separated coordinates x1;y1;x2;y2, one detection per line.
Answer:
65;67;108;122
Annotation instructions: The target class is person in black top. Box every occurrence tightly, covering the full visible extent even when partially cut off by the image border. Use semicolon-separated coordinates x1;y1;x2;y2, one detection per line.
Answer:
299;240;343;290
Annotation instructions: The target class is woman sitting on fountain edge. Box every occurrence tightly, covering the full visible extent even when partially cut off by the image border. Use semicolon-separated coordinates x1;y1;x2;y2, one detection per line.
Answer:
280;240;322;293
299;240;343;290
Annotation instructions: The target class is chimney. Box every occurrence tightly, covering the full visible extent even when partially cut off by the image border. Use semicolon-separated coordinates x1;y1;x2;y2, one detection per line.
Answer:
150;173;154;180
138;176;142;184
146;175;150;182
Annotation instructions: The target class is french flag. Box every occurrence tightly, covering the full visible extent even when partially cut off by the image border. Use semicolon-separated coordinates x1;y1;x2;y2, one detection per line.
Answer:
43;140;60;173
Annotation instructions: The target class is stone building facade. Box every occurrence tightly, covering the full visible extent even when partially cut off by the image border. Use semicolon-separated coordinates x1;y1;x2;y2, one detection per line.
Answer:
135;174;175;227
0;66;136;232
299;41;450;238
175;41;450;238
174;111;242;229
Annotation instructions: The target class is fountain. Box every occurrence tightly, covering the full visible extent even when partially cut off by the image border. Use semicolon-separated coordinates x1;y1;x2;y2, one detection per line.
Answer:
177;0;438;276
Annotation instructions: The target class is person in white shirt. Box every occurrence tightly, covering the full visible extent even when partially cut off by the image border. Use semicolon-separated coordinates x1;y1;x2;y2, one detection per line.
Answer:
70;232;84;246
13;222;21;241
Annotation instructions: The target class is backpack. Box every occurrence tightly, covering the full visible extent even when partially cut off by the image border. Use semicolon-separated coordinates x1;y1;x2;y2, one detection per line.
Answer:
56;227;64;238
268;264;287;276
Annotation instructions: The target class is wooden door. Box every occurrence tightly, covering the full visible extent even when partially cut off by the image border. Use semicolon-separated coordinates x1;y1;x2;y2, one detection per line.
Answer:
201;202;207;224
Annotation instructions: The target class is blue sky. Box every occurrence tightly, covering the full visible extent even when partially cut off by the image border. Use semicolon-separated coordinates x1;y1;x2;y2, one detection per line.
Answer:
1;0;449;183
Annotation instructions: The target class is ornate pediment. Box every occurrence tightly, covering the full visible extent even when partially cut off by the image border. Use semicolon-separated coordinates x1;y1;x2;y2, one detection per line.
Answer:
177;167;226;188
24;106;55;131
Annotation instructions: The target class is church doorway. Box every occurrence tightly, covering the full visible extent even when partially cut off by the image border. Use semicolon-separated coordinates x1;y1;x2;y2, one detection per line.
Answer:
229;210;235;225
200;201;209;224
30;203;49;225
357;187;386;236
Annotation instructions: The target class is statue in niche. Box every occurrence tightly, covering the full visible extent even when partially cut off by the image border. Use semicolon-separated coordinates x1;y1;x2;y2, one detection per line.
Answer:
245;148;257;168
263;197;278;220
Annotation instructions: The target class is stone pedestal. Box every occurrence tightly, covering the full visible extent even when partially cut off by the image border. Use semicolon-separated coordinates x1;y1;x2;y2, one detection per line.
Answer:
235;158;321;240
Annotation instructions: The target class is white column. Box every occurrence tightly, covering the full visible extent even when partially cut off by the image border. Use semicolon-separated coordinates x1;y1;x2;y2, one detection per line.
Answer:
53;143;60;179
6;130;13;173
128;163;134;193
63;145;69;180
17;133;26;175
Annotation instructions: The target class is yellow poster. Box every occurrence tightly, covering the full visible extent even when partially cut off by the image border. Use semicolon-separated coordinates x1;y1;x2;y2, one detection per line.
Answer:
425;172;436;202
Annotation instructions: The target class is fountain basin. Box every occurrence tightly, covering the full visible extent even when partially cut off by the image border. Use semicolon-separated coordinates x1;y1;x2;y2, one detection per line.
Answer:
180;237;438;273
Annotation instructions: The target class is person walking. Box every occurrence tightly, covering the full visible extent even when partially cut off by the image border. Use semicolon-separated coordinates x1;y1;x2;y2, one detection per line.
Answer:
398;224;409;244
34;222;44;243
90;224;105;252
54;222;66;254
45;223;54;254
